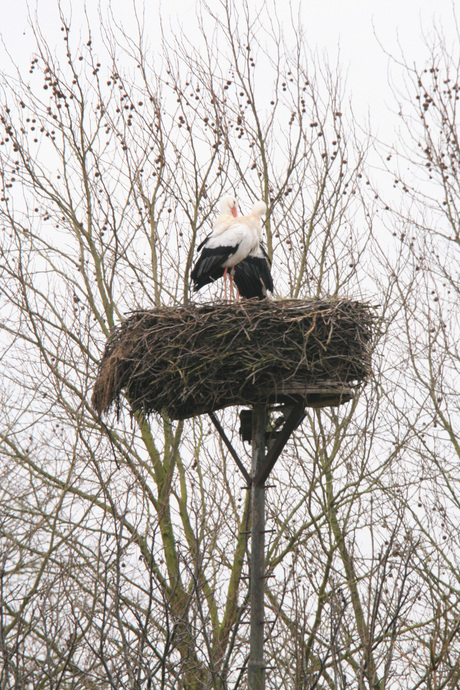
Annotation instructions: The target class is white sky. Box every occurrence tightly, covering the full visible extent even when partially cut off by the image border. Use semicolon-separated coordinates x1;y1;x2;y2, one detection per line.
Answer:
1;0;458;139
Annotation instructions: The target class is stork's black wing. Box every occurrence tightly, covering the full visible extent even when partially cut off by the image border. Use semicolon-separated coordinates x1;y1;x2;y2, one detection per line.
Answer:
191;245;234;291
233;243;273;299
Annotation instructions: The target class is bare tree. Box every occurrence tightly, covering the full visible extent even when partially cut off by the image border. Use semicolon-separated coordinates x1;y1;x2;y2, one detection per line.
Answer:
365;20;460;689
1;1;460;688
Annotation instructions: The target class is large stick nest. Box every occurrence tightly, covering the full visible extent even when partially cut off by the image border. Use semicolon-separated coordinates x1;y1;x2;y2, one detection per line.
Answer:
92;299;376;420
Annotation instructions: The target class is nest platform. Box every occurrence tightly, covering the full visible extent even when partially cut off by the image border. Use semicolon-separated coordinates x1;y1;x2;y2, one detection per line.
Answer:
91;299;376;420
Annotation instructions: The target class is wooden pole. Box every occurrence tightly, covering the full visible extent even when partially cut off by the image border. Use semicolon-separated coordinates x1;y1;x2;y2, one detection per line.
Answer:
248;404;267;689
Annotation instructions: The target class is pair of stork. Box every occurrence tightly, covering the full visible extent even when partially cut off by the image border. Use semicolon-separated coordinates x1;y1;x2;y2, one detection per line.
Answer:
191;196;273;300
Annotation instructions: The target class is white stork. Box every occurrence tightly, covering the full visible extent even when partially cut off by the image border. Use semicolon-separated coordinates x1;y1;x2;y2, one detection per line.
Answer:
190;196;237;295
191;198;267;298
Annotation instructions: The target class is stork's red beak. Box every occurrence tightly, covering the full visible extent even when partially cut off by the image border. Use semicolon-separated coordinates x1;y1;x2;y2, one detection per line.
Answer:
231;206;237;218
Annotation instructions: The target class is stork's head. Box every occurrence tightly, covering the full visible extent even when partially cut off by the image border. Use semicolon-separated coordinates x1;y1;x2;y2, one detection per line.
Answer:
219;195;238;218
251;200;267;218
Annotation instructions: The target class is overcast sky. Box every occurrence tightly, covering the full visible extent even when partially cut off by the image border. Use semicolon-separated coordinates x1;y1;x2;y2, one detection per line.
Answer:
1;0;458;140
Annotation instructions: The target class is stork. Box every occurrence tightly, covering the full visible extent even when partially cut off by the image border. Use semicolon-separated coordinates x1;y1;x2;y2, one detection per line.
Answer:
191;198;267;299
190;196;237;295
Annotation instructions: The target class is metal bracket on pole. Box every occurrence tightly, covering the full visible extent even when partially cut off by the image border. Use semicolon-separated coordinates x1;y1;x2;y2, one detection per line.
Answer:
208;411;251;484
255;399;305;486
